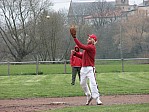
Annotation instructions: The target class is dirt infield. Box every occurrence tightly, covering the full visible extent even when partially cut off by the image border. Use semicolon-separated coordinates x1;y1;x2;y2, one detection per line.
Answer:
0;94;149;112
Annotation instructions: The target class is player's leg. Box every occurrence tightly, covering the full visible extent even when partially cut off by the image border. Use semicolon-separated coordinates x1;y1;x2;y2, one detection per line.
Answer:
80;73;90;96
88;68;102;105
80;67;91;105
77;67;81;81
71;67;77;85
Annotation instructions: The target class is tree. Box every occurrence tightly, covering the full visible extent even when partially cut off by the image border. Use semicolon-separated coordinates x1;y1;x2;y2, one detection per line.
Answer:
37;10;68;61
86;1;121;59
0;0;52;61
114;14;149;58
88;1;119;30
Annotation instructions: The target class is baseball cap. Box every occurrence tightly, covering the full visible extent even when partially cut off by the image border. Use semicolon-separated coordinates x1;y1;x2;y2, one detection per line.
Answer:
88;34;97;42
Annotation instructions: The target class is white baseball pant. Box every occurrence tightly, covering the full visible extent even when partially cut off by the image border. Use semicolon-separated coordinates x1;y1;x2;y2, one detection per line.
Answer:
80;66;100;99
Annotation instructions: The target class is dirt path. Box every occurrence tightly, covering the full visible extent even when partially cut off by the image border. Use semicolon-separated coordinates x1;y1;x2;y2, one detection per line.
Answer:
0;94;149;112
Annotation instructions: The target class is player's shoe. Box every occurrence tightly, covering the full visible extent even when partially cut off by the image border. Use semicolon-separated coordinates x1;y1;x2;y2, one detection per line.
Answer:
71;83;75;85
86;96;93;105
96;97;103;105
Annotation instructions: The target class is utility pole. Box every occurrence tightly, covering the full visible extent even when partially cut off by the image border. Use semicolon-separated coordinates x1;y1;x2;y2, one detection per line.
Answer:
120;24;124;72
120;14;124;72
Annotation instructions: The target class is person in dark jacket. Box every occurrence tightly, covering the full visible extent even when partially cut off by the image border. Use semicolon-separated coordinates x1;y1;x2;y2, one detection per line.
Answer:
70;45;82;85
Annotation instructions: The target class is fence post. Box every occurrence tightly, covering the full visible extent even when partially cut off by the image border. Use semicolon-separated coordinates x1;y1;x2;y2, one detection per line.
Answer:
64;60;67;74
121;58;124;72
36;56;39;75
7;61;10;76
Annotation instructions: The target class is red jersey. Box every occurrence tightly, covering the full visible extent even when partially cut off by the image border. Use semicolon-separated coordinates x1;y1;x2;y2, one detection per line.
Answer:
70;54;82;67
74;38;96;67
70;46;82;67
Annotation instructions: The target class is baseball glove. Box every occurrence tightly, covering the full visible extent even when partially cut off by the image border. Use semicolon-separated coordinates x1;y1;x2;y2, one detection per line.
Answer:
70;25;76;38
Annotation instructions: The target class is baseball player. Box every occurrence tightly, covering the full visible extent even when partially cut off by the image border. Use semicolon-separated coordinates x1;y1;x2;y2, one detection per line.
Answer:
70;45;82;85
70;25;102;105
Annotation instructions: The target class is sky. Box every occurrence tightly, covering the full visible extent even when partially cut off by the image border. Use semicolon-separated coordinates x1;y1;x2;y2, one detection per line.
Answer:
51;0;143;11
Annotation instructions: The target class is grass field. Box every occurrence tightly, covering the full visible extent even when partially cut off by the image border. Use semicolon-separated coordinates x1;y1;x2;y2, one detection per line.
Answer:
0;65;149;112
0;63;149;76
0;64;66;76
0;72;149;99
48;103;149;112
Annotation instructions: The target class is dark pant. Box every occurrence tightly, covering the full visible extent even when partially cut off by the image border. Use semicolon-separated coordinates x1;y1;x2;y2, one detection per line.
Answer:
71;67;81;85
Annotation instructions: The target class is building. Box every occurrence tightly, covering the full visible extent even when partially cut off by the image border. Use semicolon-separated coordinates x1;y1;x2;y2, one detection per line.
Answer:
68;0;149;25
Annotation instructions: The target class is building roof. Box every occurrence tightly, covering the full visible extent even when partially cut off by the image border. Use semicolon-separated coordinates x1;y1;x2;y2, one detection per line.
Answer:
68;1;116;17
84;8;123;19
